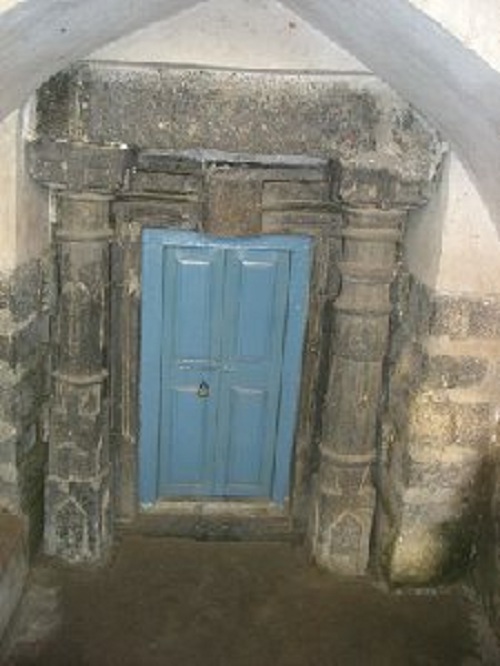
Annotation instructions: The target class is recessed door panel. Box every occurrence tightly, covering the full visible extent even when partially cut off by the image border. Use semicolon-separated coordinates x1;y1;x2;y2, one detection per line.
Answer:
166;247;223;364
140;230;311;505
215;248;290;496
158;246;222;497
223;385;268;493
158;370;218;496
225;250;288;363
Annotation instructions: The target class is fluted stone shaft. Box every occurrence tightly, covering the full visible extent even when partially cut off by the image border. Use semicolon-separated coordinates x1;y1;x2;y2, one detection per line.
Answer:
312;207;406;574
45;193;113;562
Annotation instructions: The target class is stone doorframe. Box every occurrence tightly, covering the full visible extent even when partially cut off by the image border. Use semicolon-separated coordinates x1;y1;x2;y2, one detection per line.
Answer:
28;139;423;573
27;65;443;571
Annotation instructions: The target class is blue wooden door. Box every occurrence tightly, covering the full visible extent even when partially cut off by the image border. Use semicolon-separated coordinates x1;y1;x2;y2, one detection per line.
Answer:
140;231;311;505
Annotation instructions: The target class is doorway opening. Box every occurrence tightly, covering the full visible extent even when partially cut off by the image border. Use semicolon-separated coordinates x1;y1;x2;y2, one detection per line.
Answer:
139;230;312;507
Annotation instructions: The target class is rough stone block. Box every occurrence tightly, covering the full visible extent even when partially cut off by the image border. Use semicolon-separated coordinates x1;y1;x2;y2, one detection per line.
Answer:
430;297;470;339
407;394;453;447
468;300;500;338
389;522;450;585
407;450;479;496
403;487;462;522
422;354;488;389
388;490;480;586
452;402;492;449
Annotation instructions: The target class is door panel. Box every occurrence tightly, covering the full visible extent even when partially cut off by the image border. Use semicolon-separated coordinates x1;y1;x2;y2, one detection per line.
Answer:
224;386;267;491
167;246;224;364
140;230;311;505
224;250;288;363
158;246;223;496
158;369;219;496
216;248;290;497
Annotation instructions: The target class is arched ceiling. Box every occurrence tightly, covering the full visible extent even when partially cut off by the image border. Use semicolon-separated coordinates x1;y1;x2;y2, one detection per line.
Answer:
1;0;500;228
286;0;500;231
0;0;203;119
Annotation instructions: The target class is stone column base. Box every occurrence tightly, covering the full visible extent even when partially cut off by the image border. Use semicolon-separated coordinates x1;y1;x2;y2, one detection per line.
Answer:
45;475;111;561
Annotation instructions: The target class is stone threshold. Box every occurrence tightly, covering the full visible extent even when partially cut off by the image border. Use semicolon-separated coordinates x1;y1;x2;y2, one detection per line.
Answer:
119;501;299;543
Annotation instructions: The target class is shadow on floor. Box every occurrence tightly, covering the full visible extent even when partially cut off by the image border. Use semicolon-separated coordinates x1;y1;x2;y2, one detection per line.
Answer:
3;536;480;666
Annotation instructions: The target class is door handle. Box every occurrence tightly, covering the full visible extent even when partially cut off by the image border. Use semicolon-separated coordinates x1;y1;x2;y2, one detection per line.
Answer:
197;381;210;398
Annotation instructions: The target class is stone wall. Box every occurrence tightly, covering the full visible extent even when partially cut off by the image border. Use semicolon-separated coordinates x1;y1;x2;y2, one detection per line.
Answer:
0;259;49;554
378;269;500;593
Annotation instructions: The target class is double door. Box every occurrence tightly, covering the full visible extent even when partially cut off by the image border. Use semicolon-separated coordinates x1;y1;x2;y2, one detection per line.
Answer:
140;230;311;505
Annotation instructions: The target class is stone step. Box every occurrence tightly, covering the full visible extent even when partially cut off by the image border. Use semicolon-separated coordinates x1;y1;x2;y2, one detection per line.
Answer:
0;515;28;642
121;504;300;543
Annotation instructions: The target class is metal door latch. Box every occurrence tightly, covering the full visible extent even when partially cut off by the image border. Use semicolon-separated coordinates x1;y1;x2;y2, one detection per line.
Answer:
197;381;210;398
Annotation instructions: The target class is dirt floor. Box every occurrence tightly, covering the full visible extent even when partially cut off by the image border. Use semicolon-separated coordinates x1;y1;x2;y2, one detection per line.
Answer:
2;536;484;666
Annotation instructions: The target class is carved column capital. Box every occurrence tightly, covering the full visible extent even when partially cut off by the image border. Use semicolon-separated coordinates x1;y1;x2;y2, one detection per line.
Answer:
28;139;133;193
56;192;114;240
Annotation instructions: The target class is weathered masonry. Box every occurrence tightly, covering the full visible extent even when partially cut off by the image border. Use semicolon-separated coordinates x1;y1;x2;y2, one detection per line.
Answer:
1;61;493;592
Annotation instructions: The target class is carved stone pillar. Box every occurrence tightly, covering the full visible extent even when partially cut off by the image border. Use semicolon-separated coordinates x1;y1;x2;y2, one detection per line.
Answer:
311;207;405;574
45;193;112;562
